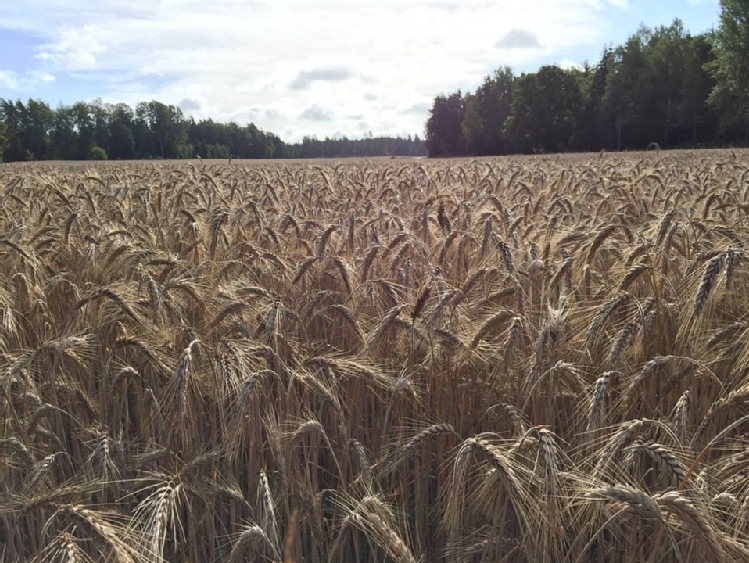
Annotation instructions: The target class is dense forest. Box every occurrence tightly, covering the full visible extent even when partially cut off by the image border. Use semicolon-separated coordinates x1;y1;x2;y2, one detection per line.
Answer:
426;6;749;156
0;99;427;162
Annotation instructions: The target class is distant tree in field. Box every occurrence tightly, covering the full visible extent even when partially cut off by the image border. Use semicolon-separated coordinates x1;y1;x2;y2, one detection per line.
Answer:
88;146;107;160
426;91;465;157
709;0;749;142
504;66;583;153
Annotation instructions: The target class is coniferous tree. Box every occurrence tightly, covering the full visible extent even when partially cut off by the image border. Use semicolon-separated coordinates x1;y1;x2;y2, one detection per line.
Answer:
709;0;749;142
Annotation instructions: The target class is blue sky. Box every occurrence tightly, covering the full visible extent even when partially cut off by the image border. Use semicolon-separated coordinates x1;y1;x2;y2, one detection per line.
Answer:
0;0;720;142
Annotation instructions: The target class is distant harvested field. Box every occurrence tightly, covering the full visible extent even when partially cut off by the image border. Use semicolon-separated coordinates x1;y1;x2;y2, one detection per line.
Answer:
3;150;749;562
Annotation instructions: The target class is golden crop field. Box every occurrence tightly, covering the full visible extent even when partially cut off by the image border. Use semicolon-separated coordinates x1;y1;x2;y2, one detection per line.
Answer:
2;151;749;562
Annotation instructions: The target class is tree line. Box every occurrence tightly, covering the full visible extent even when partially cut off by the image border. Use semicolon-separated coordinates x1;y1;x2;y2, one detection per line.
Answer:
426;8;749;156
0;99;427;162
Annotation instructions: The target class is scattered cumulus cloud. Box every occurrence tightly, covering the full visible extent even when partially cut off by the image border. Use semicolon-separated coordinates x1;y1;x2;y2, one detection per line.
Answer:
300;104;334;121
434;3;460;11
0;69;55;90
558;59;585;71
0;70;19;89
495;28;542;49
399;102;431;117
290;67;355;90
179;97;202;112
34;25;107;70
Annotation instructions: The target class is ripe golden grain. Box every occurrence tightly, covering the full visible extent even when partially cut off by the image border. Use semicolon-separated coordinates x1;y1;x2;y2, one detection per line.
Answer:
3;152;749;562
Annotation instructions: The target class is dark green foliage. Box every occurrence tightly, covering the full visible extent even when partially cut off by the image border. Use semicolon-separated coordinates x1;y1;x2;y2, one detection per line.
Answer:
462;67;514;155
0;99;426;162
0;121;9;162
88;146;108;160
1;99;54;160
109;104;136;160
579;49;615;151
504;66;584;154
293;133;427;158
601;21;719;149
135;101;190;159
424;14;749;157
425;92;465;157
709;0;749;142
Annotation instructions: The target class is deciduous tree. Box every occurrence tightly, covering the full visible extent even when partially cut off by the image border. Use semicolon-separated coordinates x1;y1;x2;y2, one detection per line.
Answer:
504;66;583;153
426;91;465;157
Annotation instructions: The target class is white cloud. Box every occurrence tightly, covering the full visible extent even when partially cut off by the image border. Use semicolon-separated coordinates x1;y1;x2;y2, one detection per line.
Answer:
558;59;585;71
496;29;543;50
0;69;56;91
300;104;334;121
0;0;679;141
0;70;19;89
179;97;203;112
35;24;108;70
290;67;357;90
399;102;432;117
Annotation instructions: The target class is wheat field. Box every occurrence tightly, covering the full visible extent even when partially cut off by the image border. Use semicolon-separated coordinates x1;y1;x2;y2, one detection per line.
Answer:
2;151;749;562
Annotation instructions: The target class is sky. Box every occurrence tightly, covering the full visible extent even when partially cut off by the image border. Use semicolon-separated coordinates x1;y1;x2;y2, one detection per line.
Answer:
0;0;721;143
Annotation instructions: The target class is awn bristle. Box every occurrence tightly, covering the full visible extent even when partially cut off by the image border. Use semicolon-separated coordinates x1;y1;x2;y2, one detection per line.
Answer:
6;153;749;562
